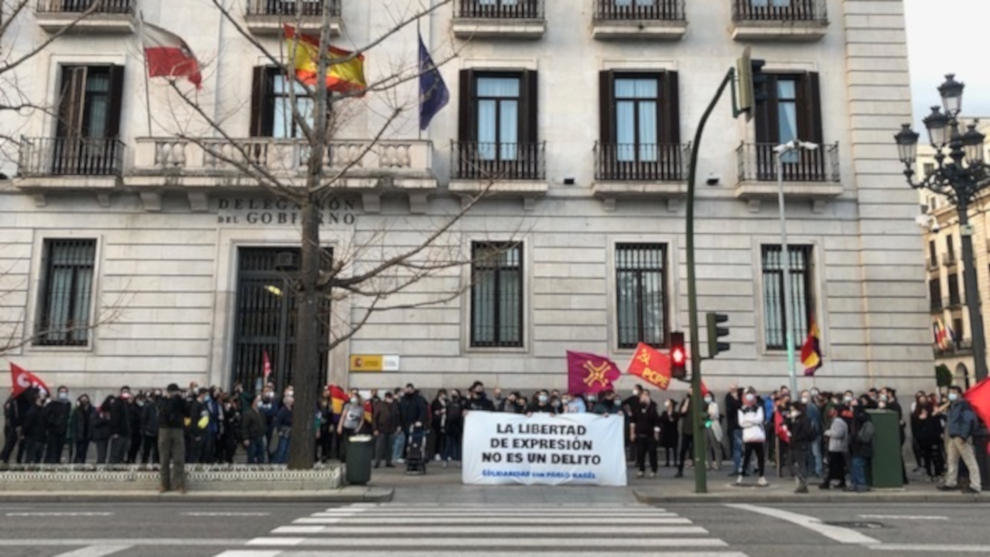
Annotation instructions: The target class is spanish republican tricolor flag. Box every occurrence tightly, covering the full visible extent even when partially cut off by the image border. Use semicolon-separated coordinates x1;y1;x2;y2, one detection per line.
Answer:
800;322;823;377
284;25;367;93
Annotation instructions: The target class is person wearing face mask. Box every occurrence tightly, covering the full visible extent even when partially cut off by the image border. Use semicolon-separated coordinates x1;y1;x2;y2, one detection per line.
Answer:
22;393;48;464
442;390;465;465
849;402;875;492
272;394;294;464
800;390;823;478
140;391;161;464
467;381;495;412
787;402;815;493
92;395;113;464
630;388;660;478
912;400;944;481
430;389;448;462
938;386;981;493
703;392;724;471
258;388;279;463
528;391;554;414
737;391;768;487
675;394;698;479
108;386;133;464
820;406;848;490
337;393;365;462
126;392;145;464
659;399;679;468
185;389;210;464
219;395;240;464
724;384;743;477
158;383;189;493
71;394;95;463
241;395;267;465
42;386;71;463
373;392;400;468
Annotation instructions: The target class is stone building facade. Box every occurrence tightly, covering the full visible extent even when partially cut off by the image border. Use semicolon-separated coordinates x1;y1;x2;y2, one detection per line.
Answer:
0;0;932;399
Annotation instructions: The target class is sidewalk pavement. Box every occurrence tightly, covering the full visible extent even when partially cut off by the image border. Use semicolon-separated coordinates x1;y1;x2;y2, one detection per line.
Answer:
0;486;393;503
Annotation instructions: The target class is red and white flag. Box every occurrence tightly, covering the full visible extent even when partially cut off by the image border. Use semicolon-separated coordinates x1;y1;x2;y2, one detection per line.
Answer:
9;363;50;398
262;350;273;383
141;21;202;88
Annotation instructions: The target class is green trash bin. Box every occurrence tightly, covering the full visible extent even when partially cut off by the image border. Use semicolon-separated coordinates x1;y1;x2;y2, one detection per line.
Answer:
345;434;374;485
867;409;903;488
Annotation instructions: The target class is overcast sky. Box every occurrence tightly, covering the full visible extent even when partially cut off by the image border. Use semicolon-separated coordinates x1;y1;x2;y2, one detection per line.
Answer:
905;0;990;128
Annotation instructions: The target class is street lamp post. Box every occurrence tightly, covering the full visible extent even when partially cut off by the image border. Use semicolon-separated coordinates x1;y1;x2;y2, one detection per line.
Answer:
895;74;989;382
775;140;819;394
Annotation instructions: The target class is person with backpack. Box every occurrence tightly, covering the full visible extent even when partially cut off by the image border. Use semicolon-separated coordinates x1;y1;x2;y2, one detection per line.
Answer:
849;404;875;492
938;386;981;493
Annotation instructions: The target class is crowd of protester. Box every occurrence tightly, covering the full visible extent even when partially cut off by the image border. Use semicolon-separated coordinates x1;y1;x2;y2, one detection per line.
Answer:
2;378;983;495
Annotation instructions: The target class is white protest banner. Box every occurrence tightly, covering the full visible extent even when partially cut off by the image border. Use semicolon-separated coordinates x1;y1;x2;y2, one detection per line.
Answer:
462;411;627;486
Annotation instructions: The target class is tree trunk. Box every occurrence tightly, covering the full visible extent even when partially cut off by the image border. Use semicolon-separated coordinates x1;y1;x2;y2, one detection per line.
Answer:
287;198;321;470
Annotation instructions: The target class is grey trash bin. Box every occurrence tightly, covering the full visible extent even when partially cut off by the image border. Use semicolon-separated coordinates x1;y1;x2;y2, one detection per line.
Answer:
345;434;374;485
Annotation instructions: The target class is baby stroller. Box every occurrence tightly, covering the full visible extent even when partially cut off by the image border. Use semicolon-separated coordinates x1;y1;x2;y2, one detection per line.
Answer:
405;423;428;474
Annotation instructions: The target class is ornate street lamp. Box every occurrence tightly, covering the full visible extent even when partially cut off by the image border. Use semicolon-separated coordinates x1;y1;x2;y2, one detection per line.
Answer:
896;74;990;381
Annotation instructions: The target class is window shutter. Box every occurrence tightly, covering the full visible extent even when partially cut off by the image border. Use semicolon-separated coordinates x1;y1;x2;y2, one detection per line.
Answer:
520;69;538;143
754;74;777;144
661;71;680;145
56;66;87;138
457;69;476;142
804;72;823;143
106;65;125;138
599;70;615;145
250;67;276;137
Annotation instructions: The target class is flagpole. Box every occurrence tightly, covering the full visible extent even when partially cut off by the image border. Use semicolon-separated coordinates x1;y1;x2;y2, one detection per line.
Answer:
138;11;153;136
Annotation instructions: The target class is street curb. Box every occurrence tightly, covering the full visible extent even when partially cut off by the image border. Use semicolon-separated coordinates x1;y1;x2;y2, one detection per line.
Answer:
0;487;394;504
633;488;987;504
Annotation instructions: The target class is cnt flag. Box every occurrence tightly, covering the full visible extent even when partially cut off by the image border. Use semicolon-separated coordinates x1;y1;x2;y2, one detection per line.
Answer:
800;321;823;376
418;32;449;130
626;343;672;391
566;351;621;394
141;21;202;88
284;25;366;93
262;350;273;383
328;385;348;414
9;363;50;398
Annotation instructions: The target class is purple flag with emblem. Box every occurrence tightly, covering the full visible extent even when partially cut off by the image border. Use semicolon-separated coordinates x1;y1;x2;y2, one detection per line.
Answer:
567;351;621;395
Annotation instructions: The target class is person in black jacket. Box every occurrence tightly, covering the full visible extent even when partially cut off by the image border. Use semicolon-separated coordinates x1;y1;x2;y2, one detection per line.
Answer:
630;389;661;478
186;389;208;464
659;399;679;467
786;402;815;493
467;381;495;411
158;383;189;493
43;386;71;463
241;395;267;464
724;384;743;476
398;383;428;431
108;386;133;464
92;396;113;464
71;395;95;463
912;401;944;480
140;390;161;464
22;395;47;464
127;392;145;463
2;391;24;464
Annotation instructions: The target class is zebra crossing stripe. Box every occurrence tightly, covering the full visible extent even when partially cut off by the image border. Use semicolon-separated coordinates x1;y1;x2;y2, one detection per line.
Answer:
222;552;748;557
271;525;709;536
293;517;685;525
246;537;729;548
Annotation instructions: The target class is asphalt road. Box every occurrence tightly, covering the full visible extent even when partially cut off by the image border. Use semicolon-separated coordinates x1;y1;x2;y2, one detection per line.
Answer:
0;500;987;557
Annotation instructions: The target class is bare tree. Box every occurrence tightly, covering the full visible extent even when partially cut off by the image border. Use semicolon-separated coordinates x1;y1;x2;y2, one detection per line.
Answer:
152;0;520;468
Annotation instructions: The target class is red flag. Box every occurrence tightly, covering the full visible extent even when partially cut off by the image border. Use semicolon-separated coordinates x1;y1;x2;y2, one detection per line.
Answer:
566;351;621;394
363;399;373;423
626;343;672;391
262;350;272;383
964;378;990;433
9;363;50;398
328;385;348;414
800;322;823;376
142;21;202;88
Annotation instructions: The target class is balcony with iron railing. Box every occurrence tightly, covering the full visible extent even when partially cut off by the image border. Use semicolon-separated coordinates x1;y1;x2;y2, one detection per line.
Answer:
452;0;546;39
35;0;135;34
942;251;958;268
592;142;690;199
244;0;342;36
734;142;842;199
944;295;963;310
449;141;548;199
730;0;828;41
592;0;686;40
936;338;972;357
18;136;125;178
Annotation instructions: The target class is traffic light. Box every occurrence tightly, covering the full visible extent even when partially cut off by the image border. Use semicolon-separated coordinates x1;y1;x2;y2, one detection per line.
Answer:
670;331;687;380
735;47;767;122
706;312;730;358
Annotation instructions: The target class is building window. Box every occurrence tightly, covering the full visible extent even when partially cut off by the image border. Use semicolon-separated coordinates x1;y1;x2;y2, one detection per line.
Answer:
945;235;955;260
928;240;937;266
52;65;124;175
471;242;523;347
948;273;960;305
616;243;667;348
761;245;813;350
952;318;964;345
36;239;97;346
250;67;327;138
754;72;821;152
923;162;935;177
597;71;680;180
929;278;942;310
476;75;520;161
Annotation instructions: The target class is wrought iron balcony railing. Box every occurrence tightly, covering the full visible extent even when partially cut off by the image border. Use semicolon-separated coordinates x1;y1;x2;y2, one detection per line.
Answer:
18;136;125;177
454;0;544;19
736;142;839;183
36;0;133;14
245;0;341;17
451;141;546;181
594;142;688;181
731;0;826;23
593;0;685;22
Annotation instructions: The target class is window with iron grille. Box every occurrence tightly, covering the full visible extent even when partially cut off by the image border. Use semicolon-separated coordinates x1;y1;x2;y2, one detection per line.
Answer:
615;243;667;348
762;244;813;350
36;239;97;346
471;242;523;347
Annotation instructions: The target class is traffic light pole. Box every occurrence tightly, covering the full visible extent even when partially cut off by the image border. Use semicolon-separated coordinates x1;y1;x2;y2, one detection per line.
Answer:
685;67;735;494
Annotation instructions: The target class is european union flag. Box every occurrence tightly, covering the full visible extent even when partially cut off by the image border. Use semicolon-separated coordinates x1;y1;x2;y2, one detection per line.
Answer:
418;33;449;130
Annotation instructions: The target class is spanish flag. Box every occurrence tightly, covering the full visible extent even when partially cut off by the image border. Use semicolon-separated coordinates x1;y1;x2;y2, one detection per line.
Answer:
328;385;348;414
284;25;366;93
800;322;823;376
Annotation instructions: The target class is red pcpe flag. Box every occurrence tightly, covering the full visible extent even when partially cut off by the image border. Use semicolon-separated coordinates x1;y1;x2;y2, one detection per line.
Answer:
142;21;202;88
626;343;672;391
9;363;50;398
965;378;990;432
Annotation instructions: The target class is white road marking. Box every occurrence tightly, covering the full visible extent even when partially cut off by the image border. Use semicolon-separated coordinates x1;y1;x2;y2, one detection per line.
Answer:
0;539;245;546
271;525;710;536
214;552;281;557
245;537;729;548
306;511;679;519
857;514;948;521
225;553;748;557
54;545;132;557
184;512;272;517
293;516;693;525
870;544;990;553
725;503;880;545
6;512;114;517
301;516;685;525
